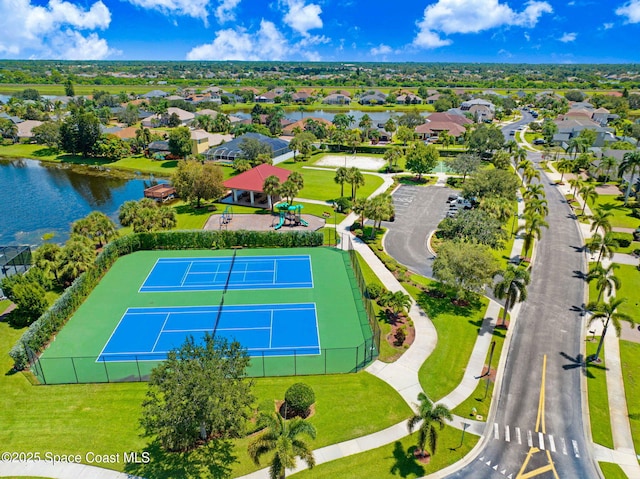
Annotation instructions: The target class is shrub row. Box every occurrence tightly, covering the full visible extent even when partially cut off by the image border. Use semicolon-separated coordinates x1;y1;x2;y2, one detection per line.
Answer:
10;229;323;370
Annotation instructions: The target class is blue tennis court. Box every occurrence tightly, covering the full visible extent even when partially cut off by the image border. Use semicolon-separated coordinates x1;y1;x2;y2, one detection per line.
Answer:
98;303;320;362
139;255;313;292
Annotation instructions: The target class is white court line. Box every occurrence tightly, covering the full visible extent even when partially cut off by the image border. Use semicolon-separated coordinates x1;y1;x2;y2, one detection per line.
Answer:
515;427;521;445
179;261;195;287
96;308;137;361
151;313;171;353
272;258;277;285
269;310;274;348
125;305;316;315
164;327;272;333
138;257;161;292
548;435;556;452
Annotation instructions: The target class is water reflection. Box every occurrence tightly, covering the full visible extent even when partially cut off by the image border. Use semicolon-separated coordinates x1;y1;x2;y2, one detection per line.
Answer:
0;158;158;246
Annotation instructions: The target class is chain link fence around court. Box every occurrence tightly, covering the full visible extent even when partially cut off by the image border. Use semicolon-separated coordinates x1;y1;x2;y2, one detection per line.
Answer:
25;243;381;385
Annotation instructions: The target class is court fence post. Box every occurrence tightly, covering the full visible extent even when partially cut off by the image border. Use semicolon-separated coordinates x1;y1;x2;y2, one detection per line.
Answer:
102;358;110;383
294;350;297;376
135;356;142;381
262;352;265;377
70;357;79;384
324;349;327;374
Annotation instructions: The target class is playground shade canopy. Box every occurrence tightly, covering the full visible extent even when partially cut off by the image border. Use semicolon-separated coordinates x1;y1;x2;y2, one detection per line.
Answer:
223;164;291;193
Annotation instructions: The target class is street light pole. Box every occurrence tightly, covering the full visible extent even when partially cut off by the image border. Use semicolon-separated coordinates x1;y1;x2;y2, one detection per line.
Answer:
458;422;469;448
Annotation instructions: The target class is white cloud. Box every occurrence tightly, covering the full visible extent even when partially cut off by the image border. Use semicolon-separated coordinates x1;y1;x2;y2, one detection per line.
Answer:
370;44;392;56
125;0;210;23
559;32;577;42
0;0;114;59
215;0;241;23
603;22;614;29
616;0;640;23
188;20;307;60
413;0;553;48
282;0;323;36
524;32;530;41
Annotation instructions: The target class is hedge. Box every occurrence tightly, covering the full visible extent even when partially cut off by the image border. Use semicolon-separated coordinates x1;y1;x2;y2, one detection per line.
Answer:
10;229;323;370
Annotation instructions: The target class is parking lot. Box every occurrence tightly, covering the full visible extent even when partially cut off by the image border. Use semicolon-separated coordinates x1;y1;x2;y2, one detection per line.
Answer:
381;184;454;278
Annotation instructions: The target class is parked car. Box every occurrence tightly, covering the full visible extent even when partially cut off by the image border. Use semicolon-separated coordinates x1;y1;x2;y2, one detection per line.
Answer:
533;138;546;145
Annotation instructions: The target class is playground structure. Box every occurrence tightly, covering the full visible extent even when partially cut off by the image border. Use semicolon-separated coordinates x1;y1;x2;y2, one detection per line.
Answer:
219;206;233;229
274;203;309;230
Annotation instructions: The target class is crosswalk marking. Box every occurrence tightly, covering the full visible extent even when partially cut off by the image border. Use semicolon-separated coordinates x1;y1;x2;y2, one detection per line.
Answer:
572;440;580;458
505;425;510;442
494;423;499;439
548;434;556;452
561;437;568;455
538;432;545;450
515;427;522;444
527;429;533;447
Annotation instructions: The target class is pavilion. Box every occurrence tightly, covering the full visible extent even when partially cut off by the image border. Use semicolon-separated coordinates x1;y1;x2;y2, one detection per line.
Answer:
222;164;291;209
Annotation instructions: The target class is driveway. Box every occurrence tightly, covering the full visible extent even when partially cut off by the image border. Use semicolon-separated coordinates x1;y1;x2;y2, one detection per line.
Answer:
382;184;454;278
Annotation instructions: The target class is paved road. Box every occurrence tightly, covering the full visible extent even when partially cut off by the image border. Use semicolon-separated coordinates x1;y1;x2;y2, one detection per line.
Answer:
382;184;453;278
445;155;600;478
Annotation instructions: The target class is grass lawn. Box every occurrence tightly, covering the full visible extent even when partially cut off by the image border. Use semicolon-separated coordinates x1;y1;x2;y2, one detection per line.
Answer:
278;160;384;201
613;264;640;324
620;340;640;457
0;84;171;96
354;251;402;362
615;241;640;255
0;321;411;478
585;341;614;449
599;462;628;479
404;276;489;402
0;299;11;315
293;428;478;479
588;195;640;230
451;327;506;420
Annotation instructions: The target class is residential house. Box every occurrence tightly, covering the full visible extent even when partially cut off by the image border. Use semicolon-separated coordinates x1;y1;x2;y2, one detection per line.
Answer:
195;109;219;119
141;90;169;99
592;107;619;126
552;118;616;148
141;107;195;128
255;88;286;103
16;120;43;139
413;112;472;141
358;90;387;105
204;132;290;163
396;94;422;104
426;93;442;104
323;92;351;105
281;117;332;137
460;99;495;121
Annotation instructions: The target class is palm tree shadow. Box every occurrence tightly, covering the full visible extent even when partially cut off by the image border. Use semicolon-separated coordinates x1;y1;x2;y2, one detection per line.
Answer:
123;439;236;479
560;351;607;379
389;441;426;478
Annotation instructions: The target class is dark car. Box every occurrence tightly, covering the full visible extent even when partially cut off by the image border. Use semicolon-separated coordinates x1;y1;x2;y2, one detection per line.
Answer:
533;138;546;145
634;228;640;242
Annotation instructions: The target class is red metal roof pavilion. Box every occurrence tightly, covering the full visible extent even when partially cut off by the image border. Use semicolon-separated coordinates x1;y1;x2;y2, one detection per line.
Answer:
223;164;291;208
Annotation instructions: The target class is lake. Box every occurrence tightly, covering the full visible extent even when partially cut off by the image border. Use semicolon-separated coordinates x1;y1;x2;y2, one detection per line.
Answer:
230;109;430;125
0;158;159;246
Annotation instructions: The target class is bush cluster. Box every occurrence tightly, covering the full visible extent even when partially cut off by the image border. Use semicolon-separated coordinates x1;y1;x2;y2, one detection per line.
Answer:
10;230;323;370
284;383;315;416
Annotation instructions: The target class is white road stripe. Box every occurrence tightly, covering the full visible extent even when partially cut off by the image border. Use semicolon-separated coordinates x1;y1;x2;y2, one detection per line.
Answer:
504;425;510;442
548;435;556;452
561;438;568;455
527;430;533;447
494;423;499;439
539;432;545;450
572;440;580;458
515;427;522;445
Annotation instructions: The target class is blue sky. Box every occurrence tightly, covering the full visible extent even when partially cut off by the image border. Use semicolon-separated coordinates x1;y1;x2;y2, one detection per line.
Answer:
1;0;640;62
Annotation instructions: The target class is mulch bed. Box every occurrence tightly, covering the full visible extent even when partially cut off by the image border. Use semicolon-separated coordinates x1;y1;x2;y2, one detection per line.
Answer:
275;400;316;420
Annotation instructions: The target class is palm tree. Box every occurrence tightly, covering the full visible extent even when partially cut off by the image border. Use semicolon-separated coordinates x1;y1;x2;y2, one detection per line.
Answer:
59;235;95;282
263;175;281;212
334;166;349;198
248;412;316;479
518;212;549;258
587;297;634;362
32;243;62;283
523;183;545;202
524;197;548;218
479;196;512;223
578;183;598;217
512;147;528;167
595;232;618;265
383;146;403;172
586;263;620;304
589;207;613;235
351;197;369;229
493;265;530;327
366;193;394;238
517;158;533;174
619;151;640;205
407;393;453;459
598;156;618;183
522;165;540;185
504;139;518;153
556;159;574;183
346;167;365;200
